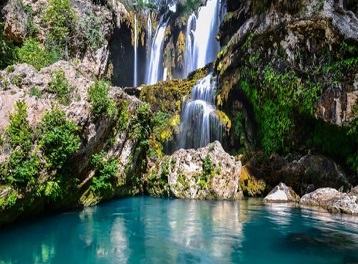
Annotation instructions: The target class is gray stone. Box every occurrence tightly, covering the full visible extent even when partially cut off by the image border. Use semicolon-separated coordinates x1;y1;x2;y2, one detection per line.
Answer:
300;187;358;215
164;141;243;200
264;182;300;203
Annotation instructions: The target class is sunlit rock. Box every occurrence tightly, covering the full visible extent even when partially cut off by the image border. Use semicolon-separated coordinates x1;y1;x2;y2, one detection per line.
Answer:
147;141;243;200
264;182;300;203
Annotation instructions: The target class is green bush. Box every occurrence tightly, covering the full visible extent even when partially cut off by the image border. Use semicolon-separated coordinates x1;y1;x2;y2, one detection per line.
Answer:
38;105;80;169
91;151;118;192
48;70;72;105
43;0;76;46
29;86;41;98
0;23;16;69
6;101;32;152
6;151;39;186
79;11;105;50
3;101;39;186
16;38;58;70
88;80;115;117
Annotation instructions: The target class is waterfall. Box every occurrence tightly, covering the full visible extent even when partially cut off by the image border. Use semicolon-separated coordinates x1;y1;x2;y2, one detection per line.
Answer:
178;73;224;149
133;13;138;87
146;13;152;58
184;0;220;76
184;13;196;77
145;16;169;85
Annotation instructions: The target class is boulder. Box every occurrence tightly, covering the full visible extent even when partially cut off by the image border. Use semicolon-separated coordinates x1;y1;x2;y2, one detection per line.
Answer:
264;182;300;203
300;187;358;215
162;141;243;200
265;154;352;196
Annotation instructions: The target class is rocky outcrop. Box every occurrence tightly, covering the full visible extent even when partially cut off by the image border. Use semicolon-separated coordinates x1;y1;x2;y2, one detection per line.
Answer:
3;0;115;77
300;187;358;214
267;154;352;196
0;61;149;226
239;165;266;197
146;141;243;200
264;182;299;203
215;0;358;178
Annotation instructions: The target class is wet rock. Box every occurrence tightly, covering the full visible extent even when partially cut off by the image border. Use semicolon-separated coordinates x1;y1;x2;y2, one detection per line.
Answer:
267;154;352;196
239;165;266;197
264;182;300;203
300;187;358;215
163;141;243;200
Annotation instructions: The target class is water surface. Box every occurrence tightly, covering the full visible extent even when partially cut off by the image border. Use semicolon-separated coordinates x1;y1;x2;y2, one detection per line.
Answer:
0;197;357;264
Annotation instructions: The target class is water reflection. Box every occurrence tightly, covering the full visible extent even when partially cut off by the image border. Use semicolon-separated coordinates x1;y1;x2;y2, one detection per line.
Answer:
0;197;357;264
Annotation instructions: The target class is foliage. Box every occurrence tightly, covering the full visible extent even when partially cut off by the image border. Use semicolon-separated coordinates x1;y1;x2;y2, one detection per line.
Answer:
88;80;116;117
29;86;41;98
38;105;80;169
43;0;76;46
6;151;39;186
0;23;17;69
6;101;32;152
347;104;358;174
91;151;119;192
0;190;18;209
16;38;58;70
37;180;62;200
130;103;150;147
3;101;39;186
48;70;72;105
79;10;105;50
23;4;37;37
116;100;129;132
180;0;202;15
202;155;215;179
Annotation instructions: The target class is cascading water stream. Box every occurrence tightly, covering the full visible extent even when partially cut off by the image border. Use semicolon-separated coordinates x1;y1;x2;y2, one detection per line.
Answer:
184;0;220;76
178;73;224;149
146;13;152;58
145;16;169;85
184;13;196;77
133;13;138;87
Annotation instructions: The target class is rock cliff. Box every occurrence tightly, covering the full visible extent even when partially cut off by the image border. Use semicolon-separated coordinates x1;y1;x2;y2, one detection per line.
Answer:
0;61;150;226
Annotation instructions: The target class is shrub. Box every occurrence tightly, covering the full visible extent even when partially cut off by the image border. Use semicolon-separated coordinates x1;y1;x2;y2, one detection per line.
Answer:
38;105;80;169
3;101;39;186
0;23;16;69
91;151;118;192
6;101;32;152
48;70;72;105
16;38;58;70
79;11;105;50
88;80;115;117
43;0;76;46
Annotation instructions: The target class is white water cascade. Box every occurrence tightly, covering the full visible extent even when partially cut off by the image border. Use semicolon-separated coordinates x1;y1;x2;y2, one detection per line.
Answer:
145;16;169;85
133;13;138;87
146;13;152;58
184;0;220;76
178;73;224;149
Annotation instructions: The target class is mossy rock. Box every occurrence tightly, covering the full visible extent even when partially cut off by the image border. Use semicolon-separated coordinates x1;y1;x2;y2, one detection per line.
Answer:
239;166;266;197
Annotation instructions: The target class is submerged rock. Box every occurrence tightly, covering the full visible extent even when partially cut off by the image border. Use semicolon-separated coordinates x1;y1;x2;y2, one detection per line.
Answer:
264;182;300;203
300;187;358;215
147;141;243;200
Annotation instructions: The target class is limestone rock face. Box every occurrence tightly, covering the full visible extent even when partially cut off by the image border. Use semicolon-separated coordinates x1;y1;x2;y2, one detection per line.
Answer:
269;154;352;196
264;182;299;203
4;0;28;43
0;61;149;226
300;187;358;215
163;141;243;200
